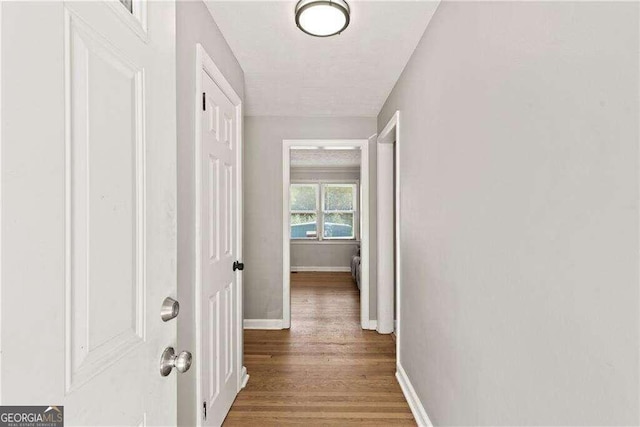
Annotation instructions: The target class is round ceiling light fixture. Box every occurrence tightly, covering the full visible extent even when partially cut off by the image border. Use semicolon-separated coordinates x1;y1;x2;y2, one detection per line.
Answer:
295;0;350;37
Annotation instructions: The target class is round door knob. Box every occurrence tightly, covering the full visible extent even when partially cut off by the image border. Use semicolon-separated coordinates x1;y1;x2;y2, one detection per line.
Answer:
174;350;192;373
160;347;193;376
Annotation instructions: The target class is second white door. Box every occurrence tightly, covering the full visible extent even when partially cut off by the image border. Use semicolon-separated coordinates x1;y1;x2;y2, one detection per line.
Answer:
200;68;240;426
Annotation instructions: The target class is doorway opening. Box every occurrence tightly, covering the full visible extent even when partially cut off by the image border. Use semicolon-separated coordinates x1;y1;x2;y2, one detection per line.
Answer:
282;139;370;329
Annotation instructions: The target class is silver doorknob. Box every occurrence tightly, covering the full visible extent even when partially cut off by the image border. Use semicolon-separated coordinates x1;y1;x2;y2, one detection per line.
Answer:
161;297;179;321
160;347;192;376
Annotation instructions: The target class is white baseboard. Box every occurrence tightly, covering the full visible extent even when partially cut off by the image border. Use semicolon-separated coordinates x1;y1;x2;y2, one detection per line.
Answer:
365;319;399;334
240;366;249;389
243;319;284;330
396;363;433;427
290;266;351;272
367;320;377;331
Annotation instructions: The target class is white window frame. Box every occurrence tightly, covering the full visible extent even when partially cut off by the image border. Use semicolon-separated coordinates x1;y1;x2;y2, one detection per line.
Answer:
321;182;358;240
289;179;359;242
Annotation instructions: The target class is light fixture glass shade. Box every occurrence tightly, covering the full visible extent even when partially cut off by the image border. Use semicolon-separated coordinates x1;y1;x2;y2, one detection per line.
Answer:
295;0;350;37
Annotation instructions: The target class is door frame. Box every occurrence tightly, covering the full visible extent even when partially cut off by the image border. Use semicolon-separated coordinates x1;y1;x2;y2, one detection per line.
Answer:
193;43;247;424
377;111;401;363
282;139;370;329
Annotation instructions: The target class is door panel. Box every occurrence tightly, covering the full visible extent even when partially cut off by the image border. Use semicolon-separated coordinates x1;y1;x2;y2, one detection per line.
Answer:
201;70;238;427
208;155;220;262
1;1;177;425
67;10;145;393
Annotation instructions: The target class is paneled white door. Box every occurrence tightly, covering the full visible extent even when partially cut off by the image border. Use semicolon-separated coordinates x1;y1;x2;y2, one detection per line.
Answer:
200;69;239;426
1;1;177;425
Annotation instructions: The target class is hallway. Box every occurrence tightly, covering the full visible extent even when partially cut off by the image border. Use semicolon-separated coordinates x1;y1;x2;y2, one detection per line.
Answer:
224;272;414;425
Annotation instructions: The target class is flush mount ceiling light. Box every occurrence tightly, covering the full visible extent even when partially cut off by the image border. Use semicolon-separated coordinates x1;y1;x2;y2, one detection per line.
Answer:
295;0;350;37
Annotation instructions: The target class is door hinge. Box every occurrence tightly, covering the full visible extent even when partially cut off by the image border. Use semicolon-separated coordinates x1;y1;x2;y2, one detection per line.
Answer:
203;401;207;421
202;92;206;111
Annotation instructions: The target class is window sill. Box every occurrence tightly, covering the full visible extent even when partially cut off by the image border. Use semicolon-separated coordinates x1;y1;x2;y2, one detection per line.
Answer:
291;240;360;245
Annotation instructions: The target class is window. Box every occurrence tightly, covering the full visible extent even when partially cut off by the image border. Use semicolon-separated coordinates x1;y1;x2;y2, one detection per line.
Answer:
290;184;319;239
290;182;358;240
322;184;356;239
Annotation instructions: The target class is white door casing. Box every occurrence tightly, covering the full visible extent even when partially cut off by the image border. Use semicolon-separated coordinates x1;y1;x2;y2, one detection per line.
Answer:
1;1;177;425
195;44;245;426
376;136;394;334
377;111;402;362
282;139;370;330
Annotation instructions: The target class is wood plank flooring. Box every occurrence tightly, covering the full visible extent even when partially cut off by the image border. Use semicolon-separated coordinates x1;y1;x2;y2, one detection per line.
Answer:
223;272;414;426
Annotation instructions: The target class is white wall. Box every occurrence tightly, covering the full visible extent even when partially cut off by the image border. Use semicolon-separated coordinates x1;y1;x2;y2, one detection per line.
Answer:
244;116;376;320
176;2;244;425
378;1;639;425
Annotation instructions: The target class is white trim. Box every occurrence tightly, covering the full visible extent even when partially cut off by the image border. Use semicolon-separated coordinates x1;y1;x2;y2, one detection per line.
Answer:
104;0;148;42
376;140;394;333
377;112;401;360
291;266;351;273
194;43;244;426
243;319;285;330
240;366;249;389
283;144;292;328
396;363;433;427
365;320;377;331
292;178;359;184
378;111;399;144
283;139;370;330
291;166;360;174
291;240;360;246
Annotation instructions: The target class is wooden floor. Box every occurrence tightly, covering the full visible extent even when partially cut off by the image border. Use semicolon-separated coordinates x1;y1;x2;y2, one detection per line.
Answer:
223;272;414;426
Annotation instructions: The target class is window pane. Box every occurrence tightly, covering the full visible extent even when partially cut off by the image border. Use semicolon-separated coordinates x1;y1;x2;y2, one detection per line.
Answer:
323;213;354;238
324;185;354;211
291;213;317;238
290;185;317;211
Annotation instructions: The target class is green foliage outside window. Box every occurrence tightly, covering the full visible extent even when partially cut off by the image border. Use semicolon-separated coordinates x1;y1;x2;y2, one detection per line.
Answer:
290;185;317;211
324;186;354;211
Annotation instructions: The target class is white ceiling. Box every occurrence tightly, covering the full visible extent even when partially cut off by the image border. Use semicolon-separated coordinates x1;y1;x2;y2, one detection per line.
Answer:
291;148;361;167
204;1;440;117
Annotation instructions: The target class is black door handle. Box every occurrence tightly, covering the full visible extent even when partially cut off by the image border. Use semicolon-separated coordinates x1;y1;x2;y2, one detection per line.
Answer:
233;261;244;272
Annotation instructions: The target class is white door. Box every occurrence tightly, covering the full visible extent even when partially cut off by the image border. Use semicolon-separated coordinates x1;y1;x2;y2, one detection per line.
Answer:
1;1;178;425
200;69;239;426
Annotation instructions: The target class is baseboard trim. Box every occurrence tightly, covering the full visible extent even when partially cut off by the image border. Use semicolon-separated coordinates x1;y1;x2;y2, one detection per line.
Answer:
291;266;351;272
396;363;433;427
240;366;249;389
243;319;284;330
367;320;377;331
